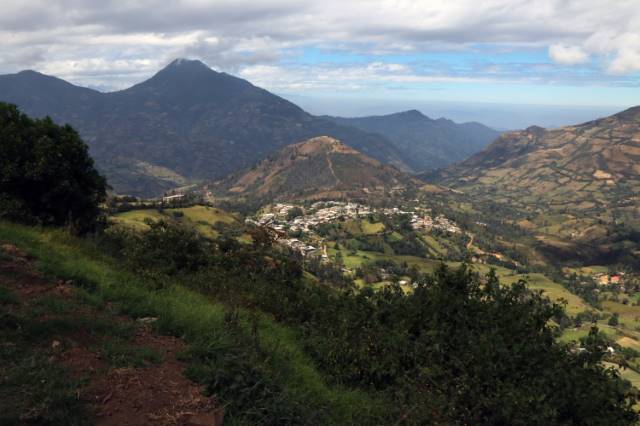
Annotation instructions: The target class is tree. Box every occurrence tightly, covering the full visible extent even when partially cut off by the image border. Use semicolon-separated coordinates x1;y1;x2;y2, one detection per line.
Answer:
286;206;304;221
126;218;210;275
609;312;620;326
0;103;107;233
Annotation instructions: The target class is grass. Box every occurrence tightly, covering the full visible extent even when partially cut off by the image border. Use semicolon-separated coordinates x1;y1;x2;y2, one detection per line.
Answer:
111;209;165;230
329;245;592;317
0;261;173;424
421;234;447;256
0;221;386;425
601;300;640;330
559;325;616;344
0;282;88;424
327;247;443;272
111;206;240;238
342;220;385;236
500;273;591;316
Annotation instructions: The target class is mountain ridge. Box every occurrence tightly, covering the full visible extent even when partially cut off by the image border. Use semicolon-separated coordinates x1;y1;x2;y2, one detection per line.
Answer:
0;60;408;196
324;109;500;171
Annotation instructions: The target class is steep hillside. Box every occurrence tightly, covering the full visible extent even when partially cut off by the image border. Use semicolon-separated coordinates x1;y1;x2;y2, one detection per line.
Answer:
0;60;407;196
215;136;418;200
436;107;640;264
326;110;499;171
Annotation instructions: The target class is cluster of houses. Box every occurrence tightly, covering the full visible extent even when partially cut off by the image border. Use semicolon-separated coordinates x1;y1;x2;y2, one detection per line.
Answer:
256;202;374;234
281;238;318;256
410;213;461;234
248;201;462;256
593;272;626;286
378;206;461;233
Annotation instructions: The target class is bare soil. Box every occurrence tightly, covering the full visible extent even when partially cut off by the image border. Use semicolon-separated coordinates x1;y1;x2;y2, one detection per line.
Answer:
0;244;223;426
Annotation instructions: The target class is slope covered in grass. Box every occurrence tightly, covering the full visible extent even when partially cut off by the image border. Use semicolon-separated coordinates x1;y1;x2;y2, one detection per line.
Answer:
0;221;385;424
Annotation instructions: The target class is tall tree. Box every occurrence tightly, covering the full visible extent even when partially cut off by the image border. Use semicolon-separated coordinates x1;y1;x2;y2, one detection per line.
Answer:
0;103;107;233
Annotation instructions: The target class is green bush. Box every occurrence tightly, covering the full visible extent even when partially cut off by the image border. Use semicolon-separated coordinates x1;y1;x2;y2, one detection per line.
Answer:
125;219;211;276
0;103;107;233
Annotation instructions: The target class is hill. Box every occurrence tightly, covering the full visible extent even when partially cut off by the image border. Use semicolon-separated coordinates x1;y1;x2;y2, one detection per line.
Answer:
435;106;640;265
325;110;500;171
214;136;419;201
0;59;407;197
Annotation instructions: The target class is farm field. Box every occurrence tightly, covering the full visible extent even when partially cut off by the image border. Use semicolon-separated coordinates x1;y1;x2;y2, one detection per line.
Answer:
327;245;591;316
111;206;240;238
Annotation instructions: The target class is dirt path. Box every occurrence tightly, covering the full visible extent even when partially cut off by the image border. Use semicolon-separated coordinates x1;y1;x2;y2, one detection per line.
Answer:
325;153;342;186
466;233;474;250
0;243;223;426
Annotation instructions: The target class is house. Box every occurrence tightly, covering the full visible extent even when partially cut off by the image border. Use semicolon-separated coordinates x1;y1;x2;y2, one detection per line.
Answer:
163;194;184;202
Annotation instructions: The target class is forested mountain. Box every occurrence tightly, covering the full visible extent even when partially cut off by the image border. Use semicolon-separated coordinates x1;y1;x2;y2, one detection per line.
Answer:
0;59;408;196
214;136;418;201
325;110;499;171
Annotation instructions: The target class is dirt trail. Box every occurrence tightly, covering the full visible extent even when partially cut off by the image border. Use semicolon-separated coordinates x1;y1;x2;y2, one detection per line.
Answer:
466;233;474;250
326;153;342;186
0;243;223;426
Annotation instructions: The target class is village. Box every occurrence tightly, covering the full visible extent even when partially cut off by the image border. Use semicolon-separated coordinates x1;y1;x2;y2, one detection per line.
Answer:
246;201;461;257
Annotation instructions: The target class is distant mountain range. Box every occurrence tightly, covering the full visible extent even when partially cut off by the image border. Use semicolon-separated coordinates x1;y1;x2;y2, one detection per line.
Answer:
325;110;499;171
214;136;419;201
435;106;640;263
0;59;497;196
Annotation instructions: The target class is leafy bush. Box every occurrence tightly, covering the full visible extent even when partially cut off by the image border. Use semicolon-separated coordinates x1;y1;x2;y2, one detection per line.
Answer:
0;103;107;233
125;219;211;276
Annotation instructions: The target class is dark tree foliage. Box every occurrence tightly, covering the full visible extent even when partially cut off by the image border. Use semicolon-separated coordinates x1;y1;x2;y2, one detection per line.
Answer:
0;103;107;233
123;219;211;276
105;221;638;424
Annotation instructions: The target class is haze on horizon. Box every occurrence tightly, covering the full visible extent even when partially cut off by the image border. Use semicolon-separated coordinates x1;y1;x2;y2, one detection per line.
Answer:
2;0;640;129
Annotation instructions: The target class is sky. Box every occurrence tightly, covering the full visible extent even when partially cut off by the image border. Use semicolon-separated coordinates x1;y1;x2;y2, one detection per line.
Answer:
2;0;640;129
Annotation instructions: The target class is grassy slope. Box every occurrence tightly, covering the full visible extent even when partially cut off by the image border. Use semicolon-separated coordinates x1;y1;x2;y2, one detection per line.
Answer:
112;206;239;238
0;221;385;424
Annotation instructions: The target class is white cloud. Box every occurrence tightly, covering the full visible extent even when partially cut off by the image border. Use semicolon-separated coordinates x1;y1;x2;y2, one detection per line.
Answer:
548;44;589;65
584;31;640;74
238;62;506;94
1;0;640;90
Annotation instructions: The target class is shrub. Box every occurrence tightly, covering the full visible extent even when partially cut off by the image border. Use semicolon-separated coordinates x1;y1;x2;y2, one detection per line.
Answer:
125;219;211;276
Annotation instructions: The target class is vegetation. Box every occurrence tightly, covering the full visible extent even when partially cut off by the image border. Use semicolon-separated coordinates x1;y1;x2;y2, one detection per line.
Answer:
3;217;637;424
0;103;106;233
1;104;639;424
435;109;640;270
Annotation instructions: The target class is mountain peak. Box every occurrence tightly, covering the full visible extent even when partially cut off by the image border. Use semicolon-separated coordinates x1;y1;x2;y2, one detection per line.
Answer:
165;58;210;70
398;109;427;119
218;135;414;200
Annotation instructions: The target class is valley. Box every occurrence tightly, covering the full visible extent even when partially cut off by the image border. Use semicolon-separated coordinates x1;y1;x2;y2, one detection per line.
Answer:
105;192;640;378
1;36;640;424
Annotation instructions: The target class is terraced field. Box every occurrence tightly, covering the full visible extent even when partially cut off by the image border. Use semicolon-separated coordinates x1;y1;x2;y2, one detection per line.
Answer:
436;107;640;266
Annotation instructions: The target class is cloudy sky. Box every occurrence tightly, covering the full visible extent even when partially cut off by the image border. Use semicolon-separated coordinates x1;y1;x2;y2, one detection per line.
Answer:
2;0;640;127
